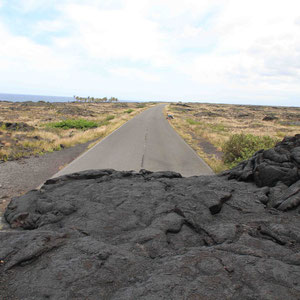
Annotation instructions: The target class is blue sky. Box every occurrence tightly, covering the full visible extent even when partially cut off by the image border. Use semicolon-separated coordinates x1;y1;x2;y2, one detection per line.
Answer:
0;0;300;106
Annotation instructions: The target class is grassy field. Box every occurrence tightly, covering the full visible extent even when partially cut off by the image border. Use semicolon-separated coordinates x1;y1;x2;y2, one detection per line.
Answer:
166;102;300;173
0;101;152;161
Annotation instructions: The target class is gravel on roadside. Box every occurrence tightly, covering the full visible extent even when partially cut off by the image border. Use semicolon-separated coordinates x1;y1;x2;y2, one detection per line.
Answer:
0;140;94;215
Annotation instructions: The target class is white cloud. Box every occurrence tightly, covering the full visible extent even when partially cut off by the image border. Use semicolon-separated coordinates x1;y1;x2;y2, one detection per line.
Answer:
0;21;75;97
180;25;203;39
8;0;57;13
174;0;300;96
0;24;68;72
55;3;169;65
35;20;65;33
110;67;160;82
145;0;224;19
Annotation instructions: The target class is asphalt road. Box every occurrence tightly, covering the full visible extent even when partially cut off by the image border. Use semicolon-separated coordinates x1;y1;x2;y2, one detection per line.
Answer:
54;104;213;177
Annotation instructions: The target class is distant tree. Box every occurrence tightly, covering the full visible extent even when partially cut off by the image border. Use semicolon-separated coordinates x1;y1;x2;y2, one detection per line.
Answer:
73;96;118;103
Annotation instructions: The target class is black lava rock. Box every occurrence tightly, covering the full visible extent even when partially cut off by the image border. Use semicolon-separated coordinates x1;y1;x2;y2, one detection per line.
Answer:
222;134;300;188
263;115;278;121
1;166;300;299
0;121;34;131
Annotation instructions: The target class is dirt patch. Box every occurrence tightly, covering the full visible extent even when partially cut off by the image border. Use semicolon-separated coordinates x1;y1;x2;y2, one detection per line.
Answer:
190;132;223;160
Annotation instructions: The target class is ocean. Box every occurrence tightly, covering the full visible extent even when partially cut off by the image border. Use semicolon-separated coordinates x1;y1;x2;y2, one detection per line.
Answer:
0;93;74;102
0;93;144;103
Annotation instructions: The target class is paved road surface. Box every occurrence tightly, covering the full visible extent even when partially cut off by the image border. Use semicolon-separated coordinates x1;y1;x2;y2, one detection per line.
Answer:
54;104;213;177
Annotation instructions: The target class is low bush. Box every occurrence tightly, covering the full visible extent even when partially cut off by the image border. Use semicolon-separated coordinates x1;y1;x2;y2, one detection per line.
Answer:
208;123;228;132
47;119;98;130
222;133;278;167
0;149;8;161
136;103;146;108
99;120;109;127
125;109;134;114
186;118;201;125
105;115;115;121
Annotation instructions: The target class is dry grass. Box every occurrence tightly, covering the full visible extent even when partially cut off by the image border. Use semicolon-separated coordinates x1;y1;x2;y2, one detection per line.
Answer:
0;101;153;161
166;102;300;173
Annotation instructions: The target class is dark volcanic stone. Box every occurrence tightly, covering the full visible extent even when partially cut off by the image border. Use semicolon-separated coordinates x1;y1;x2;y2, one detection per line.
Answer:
223;134;300;188
56;106;95;117
194;111;221;117
0;121;34;131
1;168;300;300
175;103;191;107
237;113;252;118
263;115;278;121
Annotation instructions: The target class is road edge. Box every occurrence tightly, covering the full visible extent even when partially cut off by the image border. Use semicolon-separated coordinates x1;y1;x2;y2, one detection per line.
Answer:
40;105;160;185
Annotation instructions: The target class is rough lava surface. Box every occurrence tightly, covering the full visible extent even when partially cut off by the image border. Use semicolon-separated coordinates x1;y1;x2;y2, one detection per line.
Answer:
1;136;300;300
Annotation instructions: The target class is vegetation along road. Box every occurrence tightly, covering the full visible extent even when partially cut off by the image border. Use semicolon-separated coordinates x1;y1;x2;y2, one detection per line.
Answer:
54;104;213;177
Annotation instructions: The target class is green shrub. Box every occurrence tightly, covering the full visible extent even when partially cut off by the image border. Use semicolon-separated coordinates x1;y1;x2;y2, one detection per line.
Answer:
0;150;8;161
48;119;98;130
99;120;109;126
125;109;134;114
105;115;115;121
222;133;278;167
208;123;228;132
186;118;201;125
136;103;146;108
